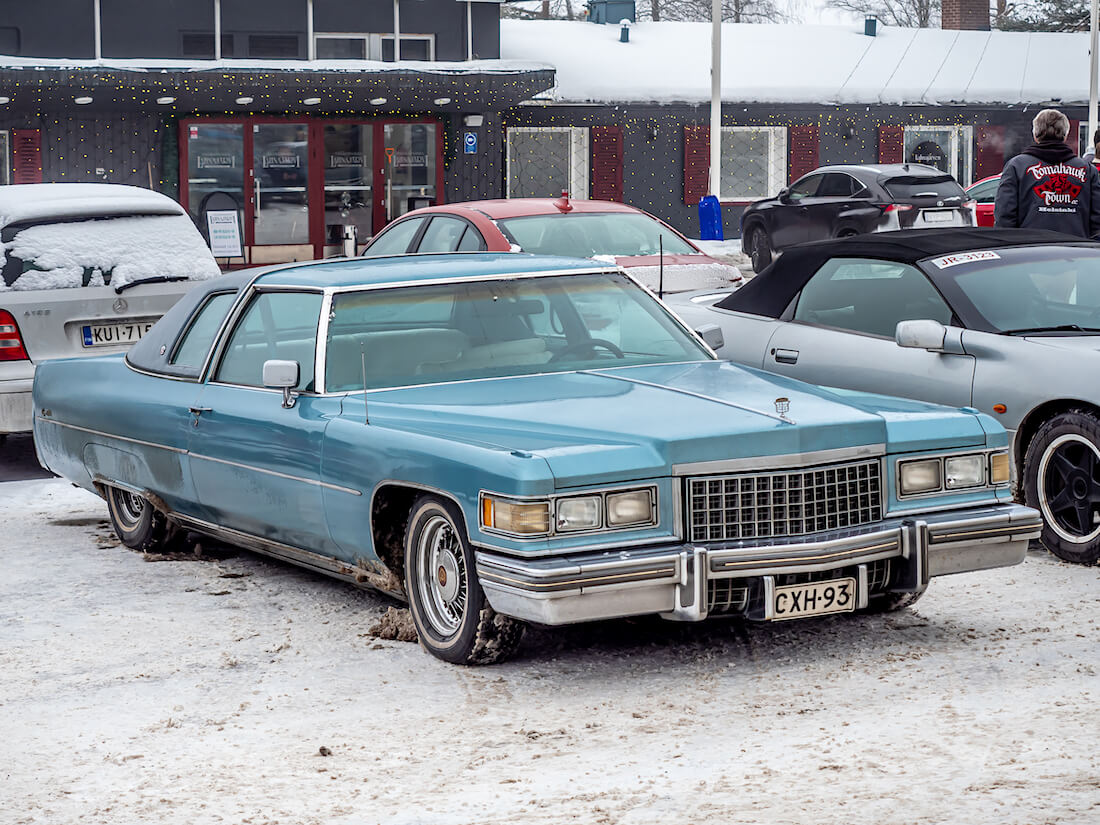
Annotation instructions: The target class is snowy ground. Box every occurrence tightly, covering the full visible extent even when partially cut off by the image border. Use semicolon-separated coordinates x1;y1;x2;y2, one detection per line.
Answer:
3;476;1099;825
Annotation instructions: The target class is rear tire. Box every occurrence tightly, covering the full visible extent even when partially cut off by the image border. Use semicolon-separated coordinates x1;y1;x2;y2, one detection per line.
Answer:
1023;410;1100;565
403;495;525;665
749;226;773;273
105;486;171;552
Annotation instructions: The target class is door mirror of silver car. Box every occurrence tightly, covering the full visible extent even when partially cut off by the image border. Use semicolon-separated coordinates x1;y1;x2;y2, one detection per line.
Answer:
895;319;947;352
263;359;300;408
695;323;725;352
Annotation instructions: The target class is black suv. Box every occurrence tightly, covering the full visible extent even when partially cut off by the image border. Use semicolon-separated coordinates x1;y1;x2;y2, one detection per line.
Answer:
741;163;972;272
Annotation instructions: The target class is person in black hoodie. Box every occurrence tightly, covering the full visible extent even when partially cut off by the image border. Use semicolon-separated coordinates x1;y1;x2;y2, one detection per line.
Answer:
994;109;1100;239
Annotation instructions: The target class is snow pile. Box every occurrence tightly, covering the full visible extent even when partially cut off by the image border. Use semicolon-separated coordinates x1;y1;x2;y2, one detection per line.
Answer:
500;20;1094;106
1;213;221;291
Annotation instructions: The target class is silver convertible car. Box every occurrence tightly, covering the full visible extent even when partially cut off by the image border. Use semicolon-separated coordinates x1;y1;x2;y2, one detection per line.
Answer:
668;228;1100;566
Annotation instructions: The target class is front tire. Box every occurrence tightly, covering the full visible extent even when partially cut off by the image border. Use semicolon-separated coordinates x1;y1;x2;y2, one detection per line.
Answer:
403;495;525;664
749;226;773;273
1023;410;1100;565
104;485;171;552
863;589;925;614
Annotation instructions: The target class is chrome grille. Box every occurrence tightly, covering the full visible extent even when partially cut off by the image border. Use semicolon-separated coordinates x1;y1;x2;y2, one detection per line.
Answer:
688;459;882;543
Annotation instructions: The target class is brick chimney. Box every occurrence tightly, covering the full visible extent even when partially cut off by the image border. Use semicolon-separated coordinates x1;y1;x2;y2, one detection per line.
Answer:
942;0;990;30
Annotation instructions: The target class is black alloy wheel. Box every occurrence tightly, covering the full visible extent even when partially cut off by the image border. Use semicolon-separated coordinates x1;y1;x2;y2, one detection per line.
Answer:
403;494;526;664
749;226;773;273
1023;410;1100;565
104;485;172;552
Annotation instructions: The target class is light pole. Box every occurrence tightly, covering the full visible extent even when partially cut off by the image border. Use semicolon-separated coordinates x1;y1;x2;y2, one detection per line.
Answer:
709;0;721;200
1089;0;1098;154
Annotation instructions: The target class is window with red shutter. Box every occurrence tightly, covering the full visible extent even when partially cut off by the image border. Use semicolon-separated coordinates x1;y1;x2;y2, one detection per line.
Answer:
878;125;904;164
11;130;42;185
590;126;622;202
974;125;1005;181
788;124;819;183
683;124;709;206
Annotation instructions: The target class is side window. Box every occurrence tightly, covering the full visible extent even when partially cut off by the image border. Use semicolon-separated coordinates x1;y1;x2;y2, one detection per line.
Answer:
215;291;323;390
788;175;822;201
363;217;425;256
816;174;855;198
170;292;237;369
794;257;952;338
968;178;999;204
415;216;468;253
456;226;487;252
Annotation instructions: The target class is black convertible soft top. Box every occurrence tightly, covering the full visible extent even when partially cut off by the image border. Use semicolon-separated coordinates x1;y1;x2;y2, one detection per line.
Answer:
719;228;1096;318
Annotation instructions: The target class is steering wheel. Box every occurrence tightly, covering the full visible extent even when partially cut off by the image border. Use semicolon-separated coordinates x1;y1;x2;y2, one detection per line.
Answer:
550;338;626;362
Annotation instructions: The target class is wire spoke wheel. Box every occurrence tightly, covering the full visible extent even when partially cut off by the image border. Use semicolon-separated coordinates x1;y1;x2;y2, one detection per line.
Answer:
104;485;171;552
414;515;468;637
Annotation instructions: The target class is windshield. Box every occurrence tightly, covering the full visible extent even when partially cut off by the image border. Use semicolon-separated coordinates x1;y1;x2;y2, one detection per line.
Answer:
496;213;698;259
883;175;965;202
927;245;1100;333
0;213;219;291
324;271;712;391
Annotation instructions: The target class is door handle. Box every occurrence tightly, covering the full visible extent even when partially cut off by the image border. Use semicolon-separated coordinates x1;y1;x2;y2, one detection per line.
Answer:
773;348;799;364
188;406;212;427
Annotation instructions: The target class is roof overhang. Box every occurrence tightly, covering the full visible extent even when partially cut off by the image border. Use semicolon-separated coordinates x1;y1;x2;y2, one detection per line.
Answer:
0;58;555;114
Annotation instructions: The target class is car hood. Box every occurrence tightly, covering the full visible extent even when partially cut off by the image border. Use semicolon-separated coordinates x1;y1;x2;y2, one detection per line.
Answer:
1020;334;1100;351
361;361;989;488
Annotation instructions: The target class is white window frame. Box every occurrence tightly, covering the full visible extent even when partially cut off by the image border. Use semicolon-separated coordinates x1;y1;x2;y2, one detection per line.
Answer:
0;131;8;185
379;33;435;61
505;126;589;199
903;124;973;186
313;33;370;60
718;126;788;202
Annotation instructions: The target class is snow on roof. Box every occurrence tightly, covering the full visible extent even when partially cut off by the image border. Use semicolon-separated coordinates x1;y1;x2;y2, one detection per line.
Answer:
500;20;1091;106
0;184;185;228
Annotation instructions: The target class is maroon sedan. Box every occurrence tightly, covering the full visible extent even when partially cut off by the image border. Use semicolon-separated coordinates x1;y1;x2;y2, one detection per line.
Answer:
361;196;743;292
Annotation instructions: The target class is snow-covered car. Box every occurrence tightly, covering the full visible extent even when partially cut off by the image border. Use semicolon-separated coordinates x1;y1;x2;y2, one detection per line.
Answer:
0;184;221;435
33;253;1040;665
667;227;1100;565
361;195;743;293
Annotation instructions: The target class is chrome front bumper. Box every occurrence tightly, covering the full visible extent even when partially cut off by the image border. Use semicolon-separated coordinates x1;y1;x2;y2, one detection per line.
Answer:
475;503;1042;626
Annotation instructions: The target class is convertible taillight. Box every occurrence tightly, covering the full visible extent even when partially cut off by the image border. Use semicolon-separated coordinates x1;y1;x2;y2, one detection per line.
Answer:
0;309;29;361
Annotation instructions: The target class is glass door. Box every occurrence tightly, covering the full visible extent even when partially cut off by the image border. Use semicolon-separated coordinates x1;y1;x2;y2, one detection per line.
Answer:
253;123;310;246
323;124;373;254
380;123;437;230
186;123;245;259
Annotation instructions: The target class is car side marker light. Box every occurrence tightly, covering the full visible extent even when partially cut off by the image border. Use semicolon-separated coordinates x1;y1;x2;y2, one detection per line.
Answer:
993;404;1007;414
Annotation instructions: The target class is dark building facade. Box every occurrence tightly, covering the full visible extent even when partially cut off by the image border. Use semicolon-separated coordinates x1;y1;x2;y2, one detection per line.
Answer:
0;0;548;264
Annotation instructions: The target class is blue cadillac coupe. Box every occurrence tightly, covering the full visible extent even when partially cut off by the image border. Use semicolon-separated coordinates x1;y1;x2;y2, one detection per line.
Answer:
32;254;1041;664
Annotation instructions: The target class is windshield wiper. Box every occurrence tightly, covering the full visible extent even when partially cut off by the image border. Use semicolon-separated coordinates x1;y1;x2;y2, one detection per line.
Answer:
115;275;190;294
1003;324;1100;335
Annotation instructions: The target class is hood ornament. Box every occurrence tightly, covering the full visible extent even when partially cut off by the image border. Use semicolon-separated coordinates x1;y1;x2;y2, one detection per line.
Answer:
774;397;791;420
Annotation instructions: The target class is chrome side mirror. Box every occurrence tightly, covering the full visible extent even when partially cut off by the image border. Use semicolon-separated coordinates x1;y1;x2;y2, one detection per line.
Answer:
263;359;300;408
695;323;725;352
896;319;947;352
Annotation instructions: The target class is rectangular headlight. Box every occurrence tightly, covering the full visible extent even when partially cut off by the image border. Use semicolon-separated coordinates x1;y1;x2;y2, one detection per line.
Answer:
556;495;601;532
606;489;655;527
899;459;942;496
990;452;1011;485
481;495;550;536
945;455;985;489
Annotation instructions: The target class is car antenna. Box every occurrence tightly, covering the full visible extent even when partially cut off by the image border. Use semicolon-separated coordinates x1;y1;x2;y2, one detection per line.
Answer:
360;344;370;425
658;234;664;299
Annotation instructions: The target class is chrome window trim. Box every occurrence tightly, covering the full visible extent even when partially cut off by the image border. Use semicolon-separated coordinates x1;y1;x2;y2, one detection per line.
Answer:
125;361;200;383
673;444;886;476
204;285;326;390
478;483;660;541
894;447;1008;502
